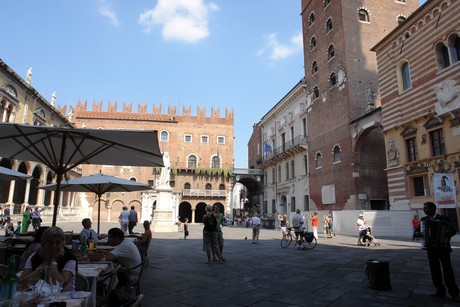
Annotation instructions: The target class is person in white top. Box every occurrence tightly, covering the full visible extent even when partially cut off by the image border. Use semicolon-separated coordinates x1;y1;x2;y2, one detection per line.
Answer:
357;213;366;246
105;228;142;285
119;206;130;235
251;214;261;244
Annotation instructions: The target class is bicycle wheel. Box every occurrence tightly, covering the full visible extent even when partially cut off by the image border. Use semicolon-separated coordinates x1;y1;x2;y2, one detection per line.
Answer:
302;237;317;250
280;234;292;248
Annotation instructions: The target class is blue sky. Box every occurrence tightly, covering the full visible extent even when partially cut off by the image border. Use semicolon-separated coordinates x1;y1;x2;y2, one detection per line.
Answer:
1;0;426;169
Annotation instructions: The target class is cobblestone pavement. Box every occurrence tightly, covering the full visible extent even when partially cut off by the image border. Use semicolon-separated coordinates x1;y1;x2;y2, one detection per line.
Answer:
6;221;460;306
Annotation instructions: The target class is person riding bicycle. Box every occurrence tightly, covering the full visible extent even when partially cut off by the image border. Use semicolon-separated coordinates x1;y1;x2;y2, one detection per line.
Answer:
292;209;305;247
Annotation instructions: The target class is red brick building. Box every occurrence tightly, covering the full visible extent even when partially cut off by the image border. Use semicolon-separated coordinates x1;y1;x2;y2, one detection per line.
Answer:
372;0;460;225
65;101;234;223
300;0;418;210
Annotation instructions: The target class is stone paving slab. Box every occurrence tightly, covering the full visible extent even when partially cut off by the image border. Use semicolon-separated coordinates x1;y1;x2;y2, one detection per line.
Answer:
3;221;460;306
140;225;460;306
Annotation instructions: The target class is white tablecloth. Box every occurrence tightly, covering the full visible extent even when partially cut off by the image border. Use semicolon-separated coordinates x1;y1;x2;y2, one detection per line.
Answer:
79;261;114;307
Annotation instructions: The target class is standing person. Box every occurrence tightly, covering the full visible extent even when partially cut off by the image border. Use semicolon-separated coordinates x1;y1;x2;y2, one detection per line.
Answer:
183;218;189;240
309;212;319;240
0;206;3;230
251;214;261;244
412;215;421;240
3;205;11;228
322;214;329;238
202;205;222;264
280;214;288;236
421;202;459;301
357;213;366;246
128;205;138;234
328;214;335;237
119;206;130;235
212;205;225;261
31;206;44;231
21;206;32;234
292;209;305;248
15;221;22;234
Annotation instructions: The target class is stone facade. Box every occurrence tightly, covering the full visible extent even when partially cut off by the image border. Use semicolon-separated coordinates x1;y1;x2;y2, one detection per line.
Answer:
372;0;460;225
300;0;419;211
0;60;77;220
68;100;234;224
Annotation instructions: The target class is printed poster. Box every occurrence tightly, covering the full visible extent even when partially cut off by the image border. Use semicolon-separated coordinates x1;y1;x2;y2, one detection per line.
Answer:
433;173;457;208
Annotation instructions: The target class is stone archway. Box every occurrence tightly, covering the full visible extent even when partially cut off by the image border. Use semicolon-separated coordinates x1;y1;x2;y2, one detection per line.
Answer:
28;166;42;206
195;202;207;223
178;202;192;223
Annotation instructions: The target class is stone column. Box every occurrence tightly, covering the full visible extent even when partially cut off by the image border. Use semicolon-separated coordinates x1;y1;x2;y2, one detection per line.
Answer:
150;187;176;232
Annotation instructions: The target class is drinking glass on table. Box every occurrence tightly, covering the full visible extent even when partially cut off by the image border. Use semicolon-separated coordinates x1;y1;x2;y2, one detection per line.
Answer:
51;280;63;301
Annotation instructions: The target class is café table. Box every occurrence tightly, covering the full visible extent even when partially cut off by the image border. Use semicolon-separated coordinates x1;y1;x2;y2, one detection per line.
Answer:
78;261;115;307
38;291;93;307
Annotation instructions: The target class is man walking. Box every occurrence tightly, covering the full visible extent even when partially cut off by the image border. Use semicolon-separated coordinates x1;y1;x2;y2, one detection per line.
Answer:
128;205;138;234
421;201;459;301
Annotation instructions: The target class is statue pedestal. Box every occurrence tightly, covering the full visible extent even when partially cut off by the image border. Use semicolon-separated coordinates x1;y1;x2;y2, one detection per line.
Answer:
151;186;176;232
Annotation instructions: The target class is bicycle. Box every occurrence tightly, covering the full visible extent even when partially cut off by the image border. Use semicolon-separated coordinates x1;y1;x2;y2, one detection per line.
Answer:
280;227;317;250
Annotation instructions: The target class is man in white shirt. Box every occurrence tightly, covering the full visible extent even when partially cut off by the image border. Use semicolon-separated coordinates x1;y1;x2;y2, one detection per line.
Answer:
105;228;142;285
251;214;261;244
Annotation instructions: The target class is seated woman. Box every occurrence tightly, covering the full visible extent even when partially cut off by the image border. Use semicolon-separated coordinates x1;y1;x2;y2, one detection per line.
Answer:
19;226;77;292
135;220;152;255
19;226;49;269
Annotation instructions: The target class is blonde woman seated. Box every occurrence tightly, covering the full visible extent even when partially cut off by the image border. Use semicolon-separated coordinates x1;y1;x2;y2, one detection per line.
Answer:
19;227;77;291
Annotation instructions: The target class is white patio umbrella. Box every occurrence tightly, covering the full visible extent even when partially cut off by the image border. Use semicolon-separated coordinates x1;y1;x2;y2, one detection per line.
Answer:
0;166;31;180
0;123;163;226
38;172;153;234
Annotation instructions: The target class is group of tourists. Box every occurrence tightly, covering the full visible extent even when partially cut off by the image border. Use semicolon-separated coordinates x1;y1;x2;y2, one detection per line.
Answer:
1;204;44;236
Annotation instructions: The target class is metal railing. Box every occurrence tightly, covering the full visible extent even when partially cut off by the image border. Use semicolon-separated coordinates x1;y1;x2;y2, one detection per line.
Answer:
182;189;227;198
263;135;308;162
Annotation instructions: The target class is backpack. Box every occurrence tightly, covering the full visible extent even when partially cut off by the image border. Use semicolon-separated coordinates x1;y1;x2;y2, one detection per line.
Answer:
292;217;300;228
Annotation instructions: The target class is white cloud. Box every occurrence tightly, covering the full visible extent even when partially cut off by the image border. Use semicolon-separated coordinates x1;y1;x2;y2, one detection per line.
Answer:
139;0;218;43
99;0;120;27
260;32;303;61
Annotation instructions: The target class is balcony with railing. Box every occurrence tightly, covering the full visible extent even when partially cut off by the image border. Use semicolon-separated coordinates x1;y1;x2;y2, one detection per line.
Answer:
262;135;308;164
182;189;227;198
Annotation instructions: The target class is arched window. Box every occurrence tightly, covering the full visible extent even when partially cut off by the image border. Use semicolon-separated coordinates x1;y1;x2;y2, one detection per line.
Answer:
326;18;333;33
205;183;212;190
397;60;412;92
129;177;137;182
329;72;337;88
358;9;369;22
435;42;450;70
160;130;169;142
309;12;315;26
333;145;341;162
211;156;220;168
184;182;191;189
310;36;317;50
311;61;318;75
219;184;225;190
397;16;406;25
449;34;460;63
188;155;197;168
327;45;335;60
313;86;320;99
315;152;323;168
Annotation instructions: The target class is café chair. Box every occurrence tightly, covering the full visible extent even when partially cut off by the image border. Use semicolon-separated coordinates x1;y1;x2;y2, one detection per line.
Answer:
96;264;121;307
75;273;90;292
0;264;8;287
119;255;149;299
121;294;144;307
